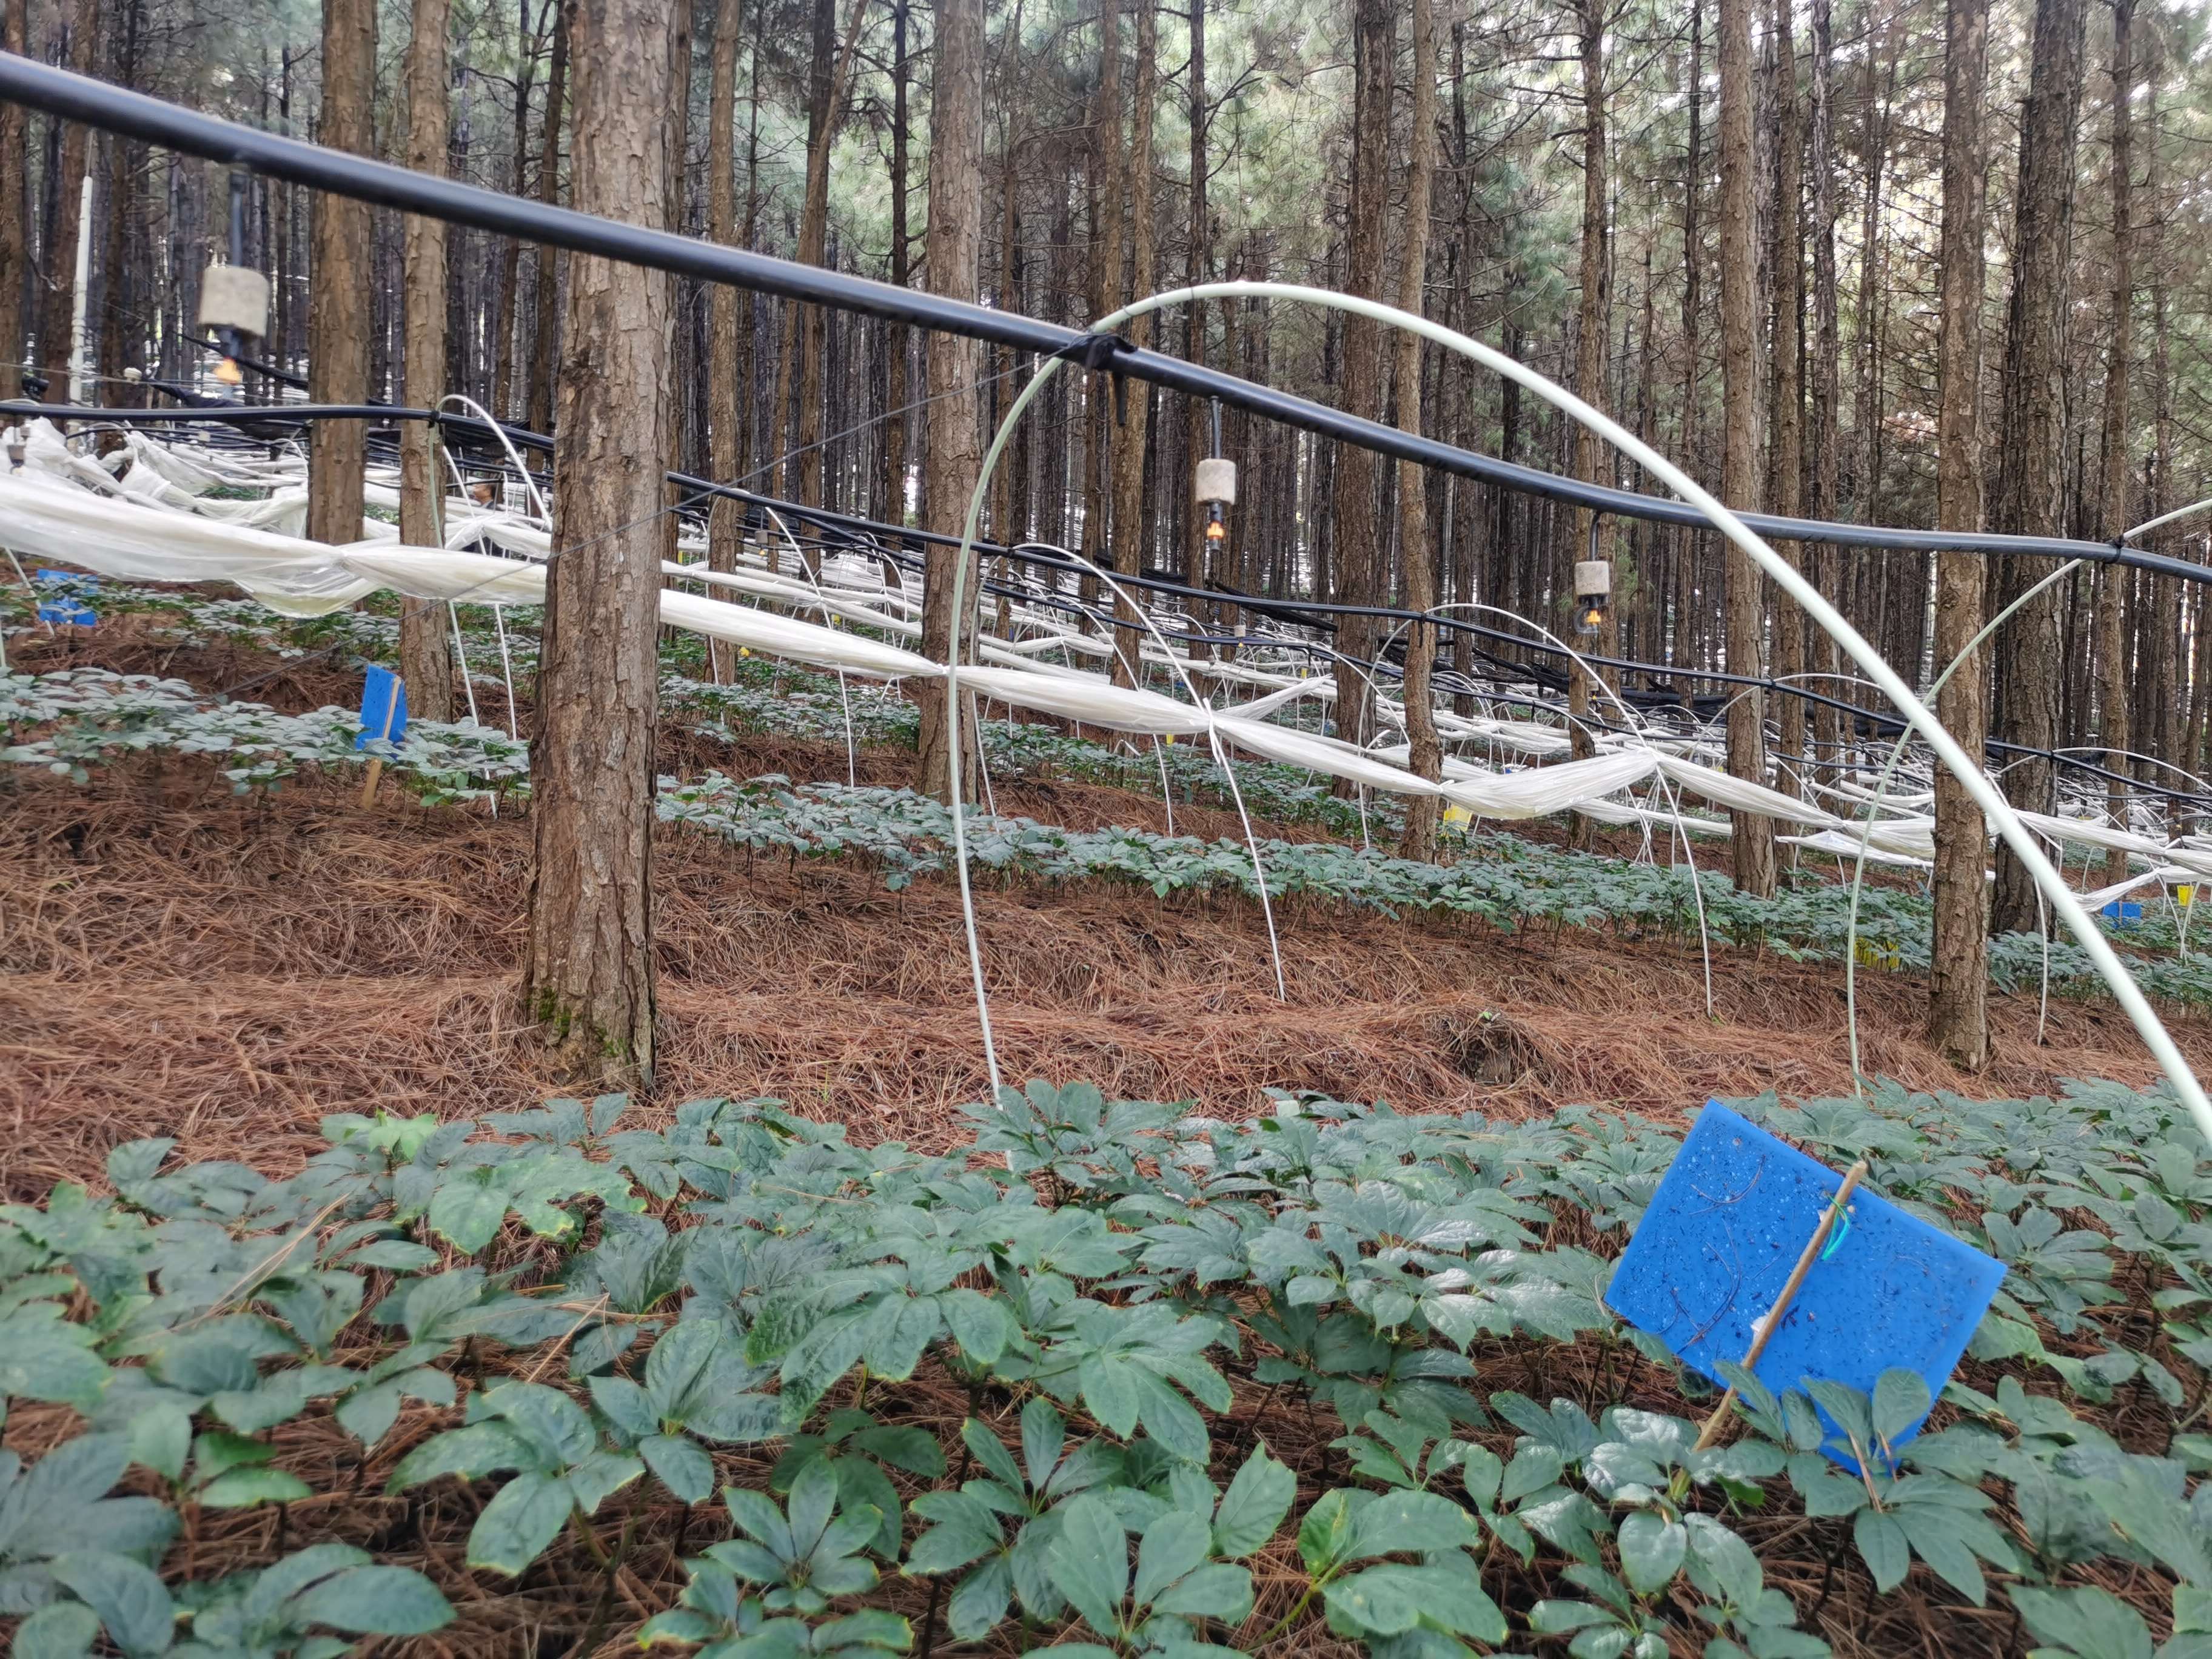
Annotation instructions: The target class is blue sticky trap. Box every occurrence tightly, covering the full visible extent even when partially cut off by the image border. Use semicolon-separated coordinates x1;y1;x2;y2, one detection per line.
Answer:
2102;900;2144;926
33;569;96;591
356;666;408;749
1604;1102;2005;1460
36;602;96;626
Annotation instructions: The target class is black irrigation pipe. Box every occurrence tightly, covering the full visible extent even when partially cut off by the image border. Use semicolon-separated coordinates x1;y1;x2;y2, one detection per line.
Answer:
8;55;2208;579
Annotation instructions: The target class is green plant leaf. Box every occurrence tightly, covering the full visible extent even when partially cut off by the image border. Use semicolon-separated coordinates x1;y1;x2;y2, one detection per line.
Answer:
1617;1510;1686;1594
1853;1509;1909;1593
2008;1586;2154;1659
1133;1509;1212;1608
467;1472;575;1577
1871;1369;1932;1447
1048;1493;1128;1637
50;1551;175;1658
13;1601;103;1659
289;1566;456;1635
198;1466;314;1509
642;1434;717;1506
1212;1443;1295;1558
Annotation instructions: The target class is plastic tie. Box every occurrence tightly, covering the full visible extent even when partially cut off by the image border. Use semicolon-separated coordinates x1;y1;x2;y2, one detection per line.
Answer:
1055;331;1134;424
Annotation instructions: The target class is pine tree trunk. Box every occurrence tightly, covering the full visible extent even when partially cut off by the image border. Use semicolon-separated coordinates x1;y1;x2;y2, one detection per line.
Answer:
399;0;457;723
913;0;985;802
490;0;545;421
98;0;142;394
1566;0;1610;849
521;0;679;1086
791;0;867;512
1807;0;1841;762
525;0;571;437
1718;0;1776;894
0;0;27;399
880;0;911;524
1929;0;1991;1069
2097;0;2135;883
1766;0;1805;818
308;0;375;548
1988;0;2086;933
1680;0;1701;498
1081;0;1124;621
1395;0;1443;862
705;0;746;677
1330;0;1395;765
39;0;100;391
1106;0;1158;692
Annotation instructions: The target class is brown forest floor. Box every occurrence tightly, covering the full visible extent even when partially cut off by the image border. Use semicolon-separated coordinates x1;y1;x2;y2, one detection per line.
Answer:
7;743;2210;1201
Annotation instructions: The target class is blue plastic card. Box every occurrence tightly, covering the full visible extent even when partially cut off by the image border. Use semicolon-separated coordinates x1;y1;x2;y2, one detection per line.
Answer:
357;665;408;749
1604;1102;2006;1456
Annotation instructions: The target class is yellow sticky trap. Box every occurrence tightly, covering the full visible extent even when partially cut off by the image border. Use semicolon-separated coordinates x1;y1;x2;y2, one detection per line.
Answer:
1443;803;1472;828
1853;938;1900;971
2180;885;2194;908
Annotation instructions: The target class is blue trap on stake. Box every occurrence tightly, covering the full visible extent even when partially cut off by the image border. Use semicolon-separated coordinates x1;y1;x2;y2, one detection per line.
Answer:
1604;1101;2005;1461
357;665;408;749
33;568;96;626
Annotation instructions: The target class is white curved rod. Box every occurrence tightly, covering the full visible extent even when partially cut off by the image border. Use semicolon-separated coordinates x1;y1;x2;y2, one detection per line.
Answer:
1222;281;2212;1134
438;393;549;524
943;280;2210;1138
2125;497;2212;543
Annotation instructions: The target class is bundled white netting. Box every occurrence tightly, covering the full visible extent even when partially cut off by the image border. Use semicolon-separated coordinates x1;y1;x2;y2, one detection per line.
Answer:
4;415;2205;881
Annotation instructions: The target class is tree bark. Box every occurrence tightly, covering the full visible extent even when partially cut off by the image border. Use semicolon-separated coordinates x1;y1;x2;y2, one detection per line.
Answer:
98;0;142;395
1929;0;1991;1068
1988;0;2087;933
1766;0;1805;816
1718;0;1776;894
525;0;572;437
1396;0;1443;860
1330;0;1396;762
38;0;100;391
1807;0;1841;761
521;0;679;1085
308;0;376;548
0;0;25;398
491;0;547;421
1566;0;1610;848
2097;0;2135;883
880;0;911;524
399;0;457;723
1081;0;1124;620
789;0;868;511
1105;0;1158;692
912;0;985;802
705;0;746;677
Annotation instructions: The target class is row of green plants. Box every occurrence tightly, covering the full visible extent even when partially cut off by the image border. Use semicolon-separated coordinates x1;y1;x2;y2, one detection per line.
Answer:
6;662;2204;1007
659;772;2212;1010
5;578;1392;837
2;1074;2209;1657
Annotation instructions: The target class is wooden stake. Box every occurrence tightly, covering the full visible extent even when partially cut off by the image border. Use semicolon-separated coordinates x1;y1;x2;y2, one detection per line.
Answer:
358;674;402;810
1694;1157;1870;1450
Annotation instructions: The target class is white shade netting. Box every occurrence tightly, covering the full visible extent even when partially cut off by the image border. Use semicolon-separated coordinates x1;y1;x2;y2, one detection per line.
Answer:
8;417;2212;894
